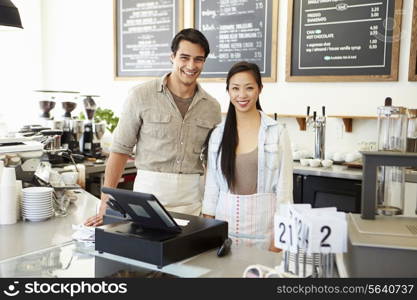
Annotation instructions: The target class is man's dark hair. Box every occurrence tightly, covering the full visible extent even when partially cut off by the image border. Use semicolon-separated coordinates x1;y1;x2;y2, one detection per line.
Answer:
171;28;210;58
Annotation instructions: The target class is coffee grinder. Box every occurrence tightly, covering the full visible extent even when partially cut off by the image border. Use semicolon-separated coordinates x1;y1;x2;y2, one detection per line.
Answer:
60;93;84;157
35;90;57;125
80;95;104;158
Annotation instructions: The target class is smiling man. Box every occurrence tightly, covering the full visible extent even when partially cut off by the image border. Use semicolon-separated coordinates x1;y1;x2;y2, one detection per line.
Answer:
85;29;221;227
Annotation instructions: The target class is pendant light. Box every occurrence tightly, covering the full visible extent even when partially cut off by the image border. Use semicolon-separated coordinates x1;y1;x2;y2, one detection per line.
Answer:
0;0;23;29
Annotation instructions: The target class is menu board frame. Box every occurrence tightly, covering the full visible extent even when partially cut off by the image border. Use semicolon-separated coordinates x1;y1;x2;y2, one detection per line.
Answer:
286;0;403;82
191;0;279;82
409;0;417;81
114;0;184;80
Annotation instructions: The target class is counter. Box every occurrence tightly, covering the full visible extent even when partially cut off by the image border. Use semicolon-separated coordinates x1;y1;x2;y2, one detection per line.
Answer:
294;163;362;180
293;162;417;183
0;241;281;278
84;159;136;178
85;159;417;185
0;189;281;278
0;190;99;261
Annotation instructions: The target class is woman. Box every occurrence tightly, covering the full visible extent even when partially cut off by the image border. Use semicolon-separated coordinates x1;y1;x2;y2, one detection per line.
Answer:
202;61;293;251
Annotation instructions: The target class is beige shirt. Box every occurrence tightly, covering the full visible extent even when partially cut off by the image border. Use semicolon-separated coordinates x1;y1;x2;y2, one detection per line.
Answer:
111;73;221;174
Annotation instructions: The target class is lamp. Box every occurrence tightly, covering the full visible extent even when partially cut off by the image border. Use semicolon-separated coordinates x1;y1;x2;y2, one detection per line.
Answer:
0;0;23;29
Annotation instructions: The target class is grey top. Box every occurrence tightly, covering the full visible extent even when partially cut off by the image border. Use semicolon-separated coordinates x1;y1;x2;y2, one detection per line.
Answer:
231;147;258;195
110;73;221;174
169;90;193;119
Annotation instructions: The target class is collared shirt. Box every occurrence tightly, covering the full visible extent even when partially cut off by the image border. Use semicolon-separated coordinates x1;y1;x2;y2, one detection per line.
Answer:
110;73;221;174
202;111;294;216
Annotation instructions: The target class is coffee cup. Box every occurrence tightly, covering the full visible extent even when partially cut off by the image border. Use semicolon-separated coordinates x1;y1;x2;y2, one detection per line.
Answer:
300;159;310;167
309;159;321;167
321;159;333;168
61;172;78;185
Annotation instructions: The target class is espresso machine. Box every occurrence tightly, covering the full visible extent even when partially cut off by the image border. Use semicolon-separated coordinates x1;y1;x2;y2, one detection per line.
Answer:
80;95;105;158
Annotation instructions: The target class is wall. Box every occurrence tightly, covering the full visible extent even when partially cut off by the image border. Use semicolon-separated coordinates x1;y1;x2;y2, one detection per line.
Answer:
0;0;43;131
39;0;417;155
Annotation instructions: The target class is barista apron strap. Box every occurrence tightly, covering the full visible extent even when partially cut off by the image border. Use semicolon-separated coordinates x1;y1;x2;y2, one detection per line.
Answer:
133;170;202;216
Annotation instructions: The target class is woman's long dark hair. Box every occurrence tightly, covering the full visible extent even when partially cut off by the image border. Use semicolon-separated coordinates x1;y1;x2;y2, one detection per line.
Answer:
219;61;263;190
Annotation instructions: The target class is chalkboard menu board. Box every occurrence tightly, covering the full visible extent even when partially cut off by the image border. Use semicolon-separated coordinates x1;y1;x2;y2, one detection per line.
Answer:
193;0;278;82
286;0;403;81
114;0;183;79
409;0;417;81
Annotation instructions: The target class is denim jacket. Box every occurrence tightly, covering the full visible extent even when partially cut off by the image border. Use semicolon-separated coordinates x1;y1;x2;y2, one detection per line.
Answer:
202;111;293;216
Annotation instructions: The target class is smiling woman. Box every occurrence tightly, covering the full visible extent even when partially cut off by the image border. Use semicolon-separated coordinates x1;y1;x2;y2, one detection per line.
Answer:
202;61;293;252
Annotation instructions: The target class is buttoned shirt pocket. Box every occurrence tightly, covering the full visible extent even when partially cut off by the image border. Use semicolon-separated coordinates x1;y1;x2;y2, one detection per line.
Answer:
142;113;172;139
264;143;279;170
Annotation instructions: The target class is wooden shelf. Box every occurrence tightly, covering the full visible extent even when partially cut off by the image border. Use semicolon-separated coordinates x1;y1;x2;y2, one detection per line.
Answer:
327;115;377;132
221;113;377;132
276;114;308;131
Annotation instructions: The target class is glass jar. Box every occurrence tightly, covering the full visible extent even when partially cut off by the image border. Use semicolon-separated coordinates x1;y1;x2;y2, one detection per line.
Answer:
376;101;408;216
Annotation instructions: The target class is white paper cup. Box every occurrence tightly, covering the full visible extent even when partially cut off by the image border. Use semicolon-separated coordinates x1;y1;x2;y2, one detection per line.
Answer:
1;167;16;186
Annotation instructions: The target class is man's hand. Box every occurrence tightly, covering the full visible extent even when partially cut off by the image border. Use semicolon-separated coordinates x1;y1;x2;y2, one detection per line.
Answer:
84;200;108;227
83;152;129;227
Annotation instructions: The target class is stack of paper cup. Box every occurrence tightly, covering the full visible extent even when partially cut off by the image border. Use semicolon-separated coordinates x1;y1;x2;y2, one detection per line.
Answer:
0;167;18;225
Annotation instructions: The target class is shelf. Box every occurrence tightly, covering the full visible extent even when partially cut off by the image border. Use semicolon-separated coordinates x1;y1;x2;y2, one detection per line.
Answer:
221;113;377;132
276;114;308;131
327;115;377;132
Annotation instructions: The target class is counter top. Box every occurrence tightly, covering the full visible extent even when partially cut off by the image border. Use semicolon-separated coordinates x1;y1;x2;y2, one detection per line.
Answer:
0;189;281;278
0;240;281;278
0;190;99;261
293;163;362;180
85;159;136;176
293;162;417;183
83;158;417;183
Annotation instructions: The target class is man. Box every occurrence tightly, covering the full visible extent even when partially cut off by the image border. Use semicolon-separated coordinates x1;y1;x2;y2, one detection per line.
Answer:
85;29;221;226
